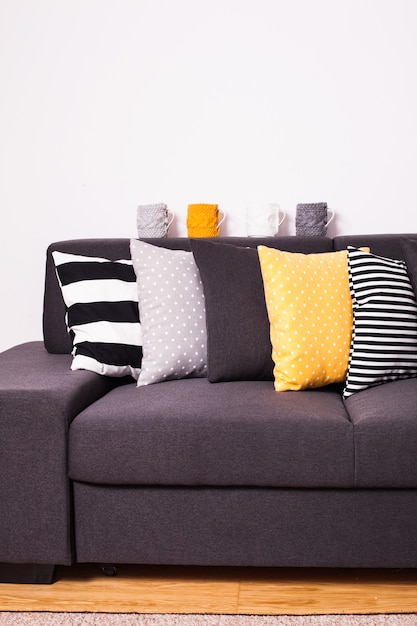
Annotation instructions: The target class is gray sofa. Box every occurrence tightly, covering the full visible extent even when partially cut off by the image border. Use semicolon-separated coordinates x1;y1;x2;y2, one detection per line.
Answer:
2;234;417;585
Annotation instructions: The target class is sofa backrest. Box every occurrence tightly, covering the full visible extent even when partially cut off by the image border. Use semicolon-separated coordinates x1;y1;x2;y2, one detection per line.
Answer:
44;233;417;354
333;234;417;259
43;236;332;354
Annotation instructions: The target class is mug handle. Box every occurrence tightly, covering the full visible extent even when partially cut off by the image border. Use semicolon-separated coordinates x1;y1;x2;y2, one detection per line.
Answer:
167;211;175;228
276;205;286;228
218;210;226;227
325;209;334;228
273;204;286;231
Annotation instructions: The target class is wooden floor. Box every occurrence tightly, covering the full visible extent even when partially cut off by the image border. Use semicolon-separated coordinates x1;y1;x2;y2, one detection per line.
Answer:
1;564;417;614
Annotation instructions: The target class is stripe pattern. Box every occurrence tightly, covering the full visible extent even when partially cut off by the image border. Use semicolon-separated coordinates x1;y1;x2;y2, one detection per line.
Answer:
343;246;417;398
52;251;142;379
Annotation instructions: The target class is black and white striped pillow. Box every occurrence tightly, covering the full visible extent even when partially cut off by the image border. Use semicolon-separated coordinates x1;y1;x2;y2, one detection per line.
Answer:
52;251;142;379
343;246;417;398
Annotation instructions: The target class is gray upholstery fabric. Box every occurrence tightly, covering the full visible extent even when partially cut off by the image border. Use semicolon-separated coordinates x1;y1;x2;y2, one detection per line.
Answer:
333;233;417;259
74;482;417;568
345;377;417;487
69;378;354;487
0;341;116;566
401;236;417;294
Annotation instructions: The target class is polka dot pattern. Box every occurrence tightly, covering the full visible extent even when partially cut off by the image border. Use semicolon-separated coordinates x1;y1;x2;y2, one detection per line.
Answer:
258;246;354;391
130;239;207;386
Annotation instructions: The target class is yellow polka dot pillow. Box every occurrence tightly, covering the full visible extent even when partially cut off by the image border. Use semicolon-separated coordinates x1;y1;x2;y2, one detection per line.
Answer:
258;246;360;391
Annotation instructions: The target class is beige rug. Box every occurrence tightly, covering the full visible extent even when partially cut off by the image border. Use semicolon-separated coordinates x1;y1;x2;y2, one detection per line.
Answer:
1;615;417;625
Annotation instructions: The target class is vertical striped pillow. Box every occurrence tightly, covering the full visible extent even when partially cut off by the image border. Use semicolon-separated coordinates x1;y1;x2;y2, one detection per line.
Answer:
52;251;142;379
343;246;417;398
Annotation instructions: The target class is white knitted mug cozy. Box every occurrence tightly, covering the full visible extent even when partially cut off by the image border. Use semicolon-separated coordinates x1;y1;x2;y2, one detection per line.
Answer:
137;204;174;238
246;203;286;237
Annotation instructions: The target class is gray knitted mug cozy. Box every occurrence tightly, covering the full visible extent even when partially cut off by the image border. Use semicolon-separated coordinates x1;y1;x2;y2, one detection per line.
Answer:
295;202;329;236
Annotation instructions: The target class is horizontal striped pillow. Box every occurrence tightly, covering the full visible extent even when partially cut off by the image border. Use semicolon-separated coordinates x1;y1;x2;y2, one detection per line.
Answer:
343;246;417;398
52;251;142;379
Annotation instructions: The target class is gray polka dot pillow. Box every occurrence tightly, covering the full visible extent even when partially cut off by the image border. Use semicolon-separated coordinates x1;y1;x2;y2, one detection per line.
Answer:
130;239;207;386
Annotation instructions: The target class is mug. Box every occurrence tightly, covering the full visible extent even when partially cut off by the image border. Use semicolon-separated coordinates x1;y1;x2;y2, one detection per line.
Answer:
246;202;286;237
137;203;175;238
187;203;226;238
295;203;334;237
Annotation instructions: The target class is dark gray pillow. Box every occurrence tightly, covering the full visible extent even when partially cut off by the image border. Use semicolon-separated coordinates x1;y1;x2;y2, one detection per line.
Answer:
190;239;274;382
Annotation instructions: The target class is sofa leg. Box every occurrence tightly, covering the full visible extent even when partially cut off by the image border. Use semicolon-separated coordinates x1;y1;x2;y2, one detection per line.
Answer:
0;563;56;584
101;564;118;577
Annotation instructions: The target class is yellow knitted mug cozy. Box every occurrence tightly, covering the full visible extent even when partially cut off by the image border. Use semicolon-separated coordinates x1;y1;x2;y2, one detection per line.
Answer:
187;203;222;238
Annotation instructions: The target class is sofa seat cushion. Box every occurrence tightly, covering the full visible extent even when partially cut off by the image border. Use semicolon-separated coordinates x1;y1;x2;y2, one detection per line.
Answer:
344;377;417;487
69;379;354;487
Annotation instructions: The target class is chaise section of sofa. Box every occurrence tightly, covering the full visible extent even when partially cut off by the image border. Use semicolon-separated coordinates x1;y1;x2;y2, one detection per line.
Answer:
0;341;117;583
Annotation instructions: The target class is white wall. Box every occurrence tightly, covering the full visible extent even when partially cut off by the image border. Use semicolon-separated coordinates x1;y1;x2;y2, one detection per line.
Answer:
1;0;417;352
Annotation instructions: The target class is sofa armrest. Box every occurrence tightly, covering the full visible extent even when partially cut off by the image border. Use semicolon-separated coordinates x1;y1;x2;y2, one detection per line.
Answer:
0;341;116;571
